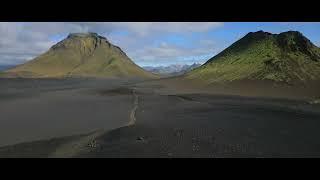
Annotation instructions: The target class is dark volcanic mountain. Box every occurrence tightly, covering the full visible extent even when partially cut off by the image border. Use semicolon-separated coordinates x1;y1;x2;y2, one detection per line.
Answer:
3;33;157;78
186;31;320;84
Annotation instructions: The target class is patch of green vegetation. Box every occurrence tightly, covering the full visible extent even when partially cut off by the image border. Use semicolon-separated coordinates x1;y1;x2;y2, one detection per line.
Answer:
0;71;5;77
186;31;320;84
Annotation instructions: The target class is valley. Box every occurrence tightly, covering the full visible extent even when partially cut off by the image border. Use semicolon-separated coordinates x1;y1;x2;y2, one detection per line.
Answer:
1;30;320;158
0;77;320;157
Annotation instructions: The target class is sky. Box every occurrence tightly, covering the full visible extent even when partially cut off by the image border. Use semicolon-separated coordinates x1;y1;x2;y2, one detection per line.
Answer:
0;22;319;66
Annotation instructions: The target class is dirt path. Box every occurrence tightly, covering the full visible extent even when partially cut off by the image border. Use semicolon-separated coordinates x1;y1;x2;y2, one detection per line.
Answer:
48;87;139;157
128;88;138;126
48;129;105;158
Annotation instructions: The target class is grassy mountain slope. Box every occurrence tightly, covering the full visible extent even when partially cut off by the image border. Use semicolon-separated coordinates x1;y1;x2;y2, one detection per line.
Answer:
3;33;157;79
185;31;320;84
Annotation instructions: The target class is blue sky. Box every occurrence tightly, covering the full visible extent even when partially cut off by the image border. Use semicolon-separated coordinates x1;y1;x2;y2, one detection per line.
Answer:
0;22;319;66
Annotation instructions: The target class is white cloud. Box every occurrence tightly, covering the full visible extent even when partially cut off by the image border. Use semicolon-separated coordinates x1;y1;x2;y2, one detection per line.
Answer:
117;37;222;67
0;22;224;65
110;22;223;36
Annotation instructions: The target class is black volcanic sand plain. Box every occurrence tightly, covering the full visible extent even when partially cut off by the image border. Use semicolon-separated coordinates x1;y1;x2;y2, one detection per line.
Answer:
0;78;139;147
1;78;320;158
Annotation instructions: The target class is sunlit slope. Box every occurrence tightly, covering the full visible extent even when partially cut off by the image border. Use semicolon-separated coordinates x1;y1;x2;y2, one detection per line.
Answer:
186;31;320;84
4;33;157;78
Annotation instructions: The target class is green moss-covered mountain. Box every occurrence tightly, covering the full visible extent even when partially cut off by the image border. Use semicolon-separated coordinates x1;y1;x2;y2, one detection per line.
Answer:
186;31;320;84
3;33;157;78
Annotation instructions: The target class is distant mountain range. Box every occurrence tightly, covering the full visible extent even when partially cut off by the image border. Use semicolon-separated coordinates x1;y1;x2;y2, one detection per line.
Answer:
2;30;320;84
186;30;320;84
143;63;201;76
2;33;157;79
0;65;14;71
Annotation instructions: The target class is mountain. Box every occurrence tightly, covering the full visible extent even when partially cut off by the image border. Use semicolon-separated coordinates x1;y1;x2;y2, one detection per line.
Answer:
179;63;202;74
0;65;14;71
143;63;201;76
185;31;320;84
2;33;157;78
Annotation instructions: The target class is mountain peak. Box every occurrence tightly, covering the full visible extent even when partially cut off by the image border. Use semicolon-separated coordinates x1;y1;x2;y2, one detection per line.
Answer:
67;32;105;39
244;30;308;41
50;32;111;54
4;32;156;78
278;30;302;36
248;30;272;35
246;30;273;39
221;30;318;57
277;30;307;42
276;31;320;61
187;30;320;83
66;32;109;42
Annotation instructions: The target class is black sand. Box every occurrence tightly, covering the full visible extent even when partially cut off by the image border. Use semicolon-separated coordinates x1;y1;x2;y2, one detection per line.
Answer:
0;78;137;147
1;78;320;158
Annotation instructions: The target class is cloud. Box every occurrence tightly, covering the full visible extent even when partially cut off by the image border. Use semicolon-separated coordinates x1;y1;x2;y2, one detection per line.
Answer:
0;22;224;65
110;22;223;36
314;39;320;47
125;38;223;66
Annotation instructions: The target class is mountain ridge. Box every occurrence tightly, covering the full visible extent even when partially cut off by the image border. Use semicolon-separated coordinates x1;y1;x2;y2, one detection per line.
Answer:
3;32;157;79
186;30;320;84
143;63;201;76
